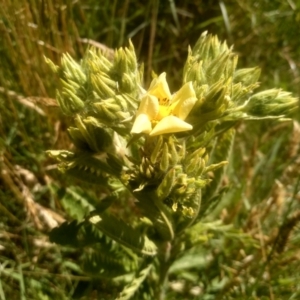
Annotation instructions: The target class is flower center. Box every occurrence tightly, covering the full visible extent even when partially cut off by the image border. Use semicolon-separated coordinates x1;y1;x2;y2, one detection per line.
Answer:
159;97;169;105
153;97;171;121
157;105;171;120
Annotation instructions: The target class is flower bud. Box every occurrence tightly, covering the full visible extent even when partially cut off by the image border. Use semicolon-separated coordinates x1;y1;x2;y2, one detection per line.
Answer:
159;142;169;172
151;136;163;164
157;168;175;200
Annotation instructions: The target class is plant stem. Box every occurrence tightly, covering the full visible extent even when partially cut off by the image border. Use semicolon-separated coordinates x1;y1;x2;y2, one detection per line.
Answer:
156;241;172;300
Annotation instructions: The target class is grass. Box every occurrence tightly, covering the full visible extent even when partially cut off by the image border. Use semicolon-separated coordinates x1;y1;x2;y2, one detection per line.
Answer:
0;0;300;299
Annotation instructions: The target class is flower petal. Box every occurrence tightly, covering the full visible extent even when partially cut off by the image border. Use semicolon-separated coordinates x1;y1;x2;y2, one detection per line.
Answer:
137;94;159;119
149;115;193;136
148;72;172;100
171;82;197;120
131;113;152;134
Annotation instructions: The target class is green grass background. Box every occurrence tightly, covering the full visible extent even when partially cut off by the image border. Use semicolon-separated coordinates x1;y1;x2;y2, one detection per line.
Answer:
1;0;300;299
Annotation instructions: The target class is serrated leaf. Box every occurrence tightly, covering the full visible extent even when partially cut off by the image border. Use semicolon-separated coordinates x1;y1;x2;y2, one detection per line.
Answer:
64;164;109;185
49;221;81;247
61;187;95;220
115;261;153;300
83;251;128;277
89;213;157;256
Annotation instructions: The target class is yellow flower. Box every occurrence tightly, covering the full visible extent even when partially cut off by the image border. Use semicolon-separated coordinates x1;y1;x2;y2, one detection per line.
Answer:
131;73;197;136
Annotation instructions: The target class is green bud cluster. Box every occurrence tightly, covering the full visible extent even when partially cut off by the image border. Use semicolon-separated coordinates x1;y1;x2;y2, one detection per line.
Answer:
56;53;87;115
45;41;142;124
183;32;237;128
158;146;210;218
243;89;298;118
112;41;142;94
126;134;210;223
183;32;298;132
128;136;182;191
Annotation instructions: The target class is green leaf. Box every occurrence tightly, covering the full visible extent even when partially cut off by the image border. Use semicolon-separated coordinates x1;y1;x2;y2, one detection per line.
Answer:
49;221;81;247
61;187;95;220
83;251;130;277
47;150;119;181
88;213;157;256
49;221;108;248
115;260;153;300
